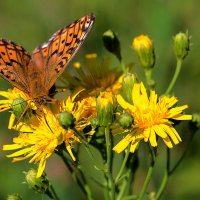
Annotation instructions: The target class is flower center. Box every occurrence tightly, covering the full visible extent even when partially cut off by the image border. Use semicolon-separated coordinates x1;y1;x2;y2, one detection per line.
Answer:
133;105;168;129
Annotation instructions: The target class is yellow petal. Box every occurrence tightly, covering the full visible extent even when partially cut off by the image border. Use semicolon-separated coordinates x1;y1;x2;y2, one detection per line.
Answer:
3;144;22;150
162;136;173;148
149;128;157;147
66;145;76;161
160;124;181;144
130;140;140;153
149;90;157;105
113;134;133;153
172;114;192;120
37;159;46;178
168;105;188;117
153;125;168;138
8;113;16;129
117;95;135;110
6;148;31;157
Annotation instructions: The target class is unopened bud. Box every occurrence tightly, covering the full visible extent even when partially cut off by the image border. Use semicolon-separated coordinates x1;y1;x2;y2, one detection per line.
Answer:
11;97;31;121
103;30;122;61
173;31;190;60
24;169;49;194
119;113;133;129
97;92;115;126
7;194;22;200
133;35;155;68
58;111;75;129
121;73;136;103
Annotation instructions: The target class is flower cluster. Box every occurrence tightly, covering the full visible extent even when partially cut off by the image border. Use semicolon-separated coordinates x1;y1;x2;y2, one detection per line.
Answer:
0;30;194;200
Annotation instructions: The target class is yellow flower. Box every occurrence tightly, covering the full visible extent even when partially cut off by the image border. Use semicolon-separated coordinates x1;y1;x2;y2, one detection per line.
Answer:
0;88;38;129
0;87;36;112
113;82;192;153
3;106;79;177
63;53;123;96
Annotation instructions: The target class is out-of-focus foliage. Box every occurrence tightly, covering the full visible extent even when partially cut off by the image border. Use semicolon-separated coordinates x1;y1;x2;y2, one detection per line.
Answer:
0;0;199;199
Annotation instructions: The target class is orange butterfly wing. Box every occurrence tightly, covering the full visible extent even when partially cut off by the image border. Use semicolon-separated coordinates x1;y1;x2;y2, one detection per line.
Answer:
0;39;31;93
28;13;95;98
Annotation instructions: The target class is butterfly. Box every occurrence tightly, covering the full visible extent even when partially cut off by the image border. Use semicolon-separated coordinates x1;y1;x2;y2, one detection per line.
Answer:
0;13;95;105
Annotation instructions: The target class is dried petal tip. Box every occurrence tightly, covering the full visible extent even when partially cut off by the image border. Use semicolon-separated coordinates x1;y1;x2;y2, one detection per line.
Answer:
133;35;155;68
103;29;122;61
24;169;50;194
7;194;22;200
173;31;190;60
58;111;75;129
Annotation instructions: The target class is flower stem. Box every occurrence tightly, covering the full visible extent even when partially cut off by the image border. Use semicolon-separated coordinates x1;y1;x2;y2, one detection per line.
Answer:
121;60;126;73
49;184;60;200
105;126;115;200
115;145;130;184
144;68;155;90
57;149;93;200
155;148;170;200
138;147;156;200
156;132;194;199
165;59;182;95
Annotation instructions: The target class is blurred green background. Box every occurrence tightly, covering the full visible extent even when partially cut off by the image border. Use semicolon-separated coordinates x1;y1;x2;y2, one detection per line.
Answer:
0;0;200;199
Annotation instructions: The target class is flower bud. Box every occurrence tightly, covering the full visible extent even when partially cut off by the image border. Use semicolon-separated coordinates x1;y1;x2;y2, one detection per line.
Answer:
7;194;22;200
103;29;122;61
58;111;75;129
173;32;190;60
97;92;115;126
189;113;199;133
24;169;50;194
121;73;136;103
90;117;99;128
133;35;155;68
11;97;31;121
119;113;133;129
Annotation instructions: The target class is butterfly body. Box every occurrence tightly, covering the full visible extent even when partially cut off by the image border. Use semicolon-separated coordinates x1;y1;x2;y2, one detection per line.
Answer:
0;14;95;103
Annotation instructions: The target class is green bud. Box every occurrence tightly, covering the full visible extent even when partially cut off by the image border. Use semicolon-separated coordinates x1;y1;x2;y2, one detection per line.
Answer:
11;97;31;121
103;29;122;61
90;117;99;128
11;97;27;117
189;113;200;133
97;92;115;126
119;113;133;129
133;35;155;69
173;31;190;60
24;169;50;194
121;73;136;103
58;111;75;129
7;194;22;200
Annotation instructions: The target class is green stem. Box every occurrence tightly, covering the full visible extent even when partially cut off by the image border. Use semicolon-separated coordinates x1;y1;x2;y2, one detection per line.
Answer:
105;126;115;200
165;59;182;95
156;133;194;199
57;150;93;200
155;148;170;200
138;147;156;200
169;135;193;175
49;184;60;200
156;170;168;200
116;168;131;200
144;68;155;90
115;145;130;184
121;60;126;73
